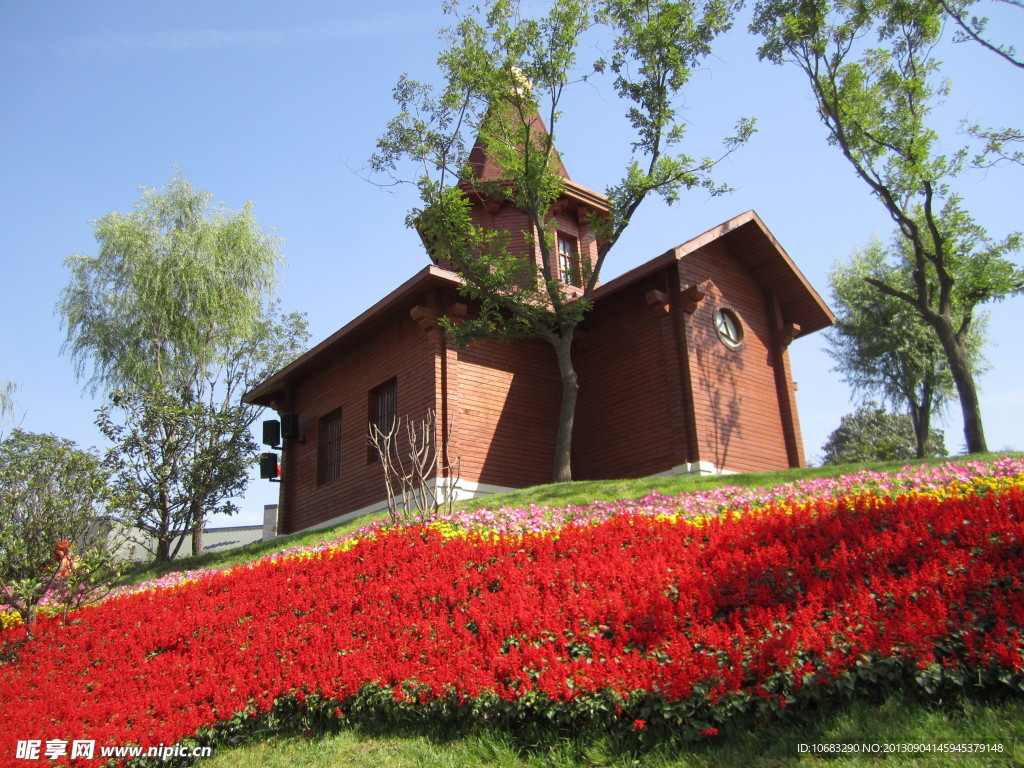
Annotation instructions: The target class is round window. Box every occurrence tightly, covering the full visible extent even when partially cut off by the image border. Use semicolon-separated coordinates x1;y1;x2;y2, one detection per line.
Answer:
714;309;743;348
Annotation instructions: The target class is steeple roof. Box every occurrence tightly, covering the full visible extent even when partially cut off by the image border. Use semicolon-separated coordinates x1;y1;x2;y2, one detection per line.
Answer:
462;110;609;217
465;111;570;183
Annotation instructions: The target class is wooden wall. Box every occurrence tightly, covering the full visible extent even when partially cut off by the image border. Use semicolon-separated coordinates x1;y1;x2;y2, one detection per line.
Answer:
678;244;793;473
447;333;562;490
277;305;439;534
573;270;690;479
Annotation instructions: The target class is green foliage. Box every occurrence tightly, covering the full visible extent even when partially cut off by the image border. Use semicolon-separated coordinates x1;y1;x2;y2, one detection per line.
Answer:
60;172;284;395
751;0;1023;453
826;235;986;457
97;387;256;562
60;173;310;560
947;0;1024;167
373;0;753;481
157;673;1024;768
821;404;947;465
0;430;126;632
194;686;1024;768
962;123;1024;168
941;0;1023;69
0;380;16;420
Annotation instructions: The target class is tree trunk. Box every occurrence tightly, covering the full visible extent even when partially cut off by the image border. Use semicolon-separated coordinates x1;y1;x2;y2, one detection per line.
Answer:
916;400;931;458
551;331;578;483
909;381;933;458
191;522;204;557
933;320;988;454
191;502;205;557
156;535;171;562
155;492;172;562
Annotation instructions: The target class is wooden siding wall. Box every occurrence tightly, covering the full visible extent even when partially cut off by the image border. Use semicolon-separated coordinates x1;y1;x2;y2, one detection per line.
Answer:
468;201;539;282
277;307;439;534
678;244;793;473
465;202;599;290
448;335;562;489
573;271;690;479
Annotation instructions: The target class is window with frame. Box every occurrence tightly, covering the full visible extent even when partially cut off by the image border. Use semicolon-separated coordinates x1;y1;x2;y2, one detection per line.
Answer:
713;308;744;349
317;408;343;485
367;377;397;462
557;233;582;287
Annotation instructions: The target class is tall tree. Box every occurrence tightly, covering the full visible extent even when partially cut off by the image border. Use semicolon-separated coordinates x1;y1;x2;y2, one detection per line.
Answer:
372;0;754;481
826;236;985;457
752;0;1022;453
59;174;309;560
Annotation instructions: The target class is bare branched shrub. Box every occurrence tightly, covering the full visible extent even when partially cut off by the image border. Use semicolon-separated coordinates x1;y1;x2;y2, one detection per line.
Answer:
368;409;461;525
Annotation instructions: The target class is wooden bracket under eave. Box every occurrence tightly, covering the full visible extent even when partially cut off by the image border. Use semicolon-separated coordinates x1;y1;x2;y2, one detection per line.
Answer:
779;322;801;347
446;302;469;319
410;305;441;331
679;282;709;314
645;289;671;315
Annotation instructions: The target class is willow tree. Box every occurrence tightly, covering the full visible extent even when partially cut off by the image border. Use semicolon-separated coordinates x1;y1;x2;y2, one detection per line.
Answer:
752;0;1022;453
59;174;308;559
0;381;16;419
372;0;754;482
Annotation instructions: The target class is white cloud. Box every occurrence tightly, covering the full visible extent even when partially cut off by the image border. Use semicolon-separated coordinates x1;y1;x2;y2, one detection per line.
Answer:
6;18;399;58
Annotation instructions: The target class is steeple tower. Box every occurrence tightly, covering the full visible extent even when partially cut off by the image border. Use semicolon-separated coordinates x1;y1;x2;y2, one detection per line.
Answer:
429;110;610;294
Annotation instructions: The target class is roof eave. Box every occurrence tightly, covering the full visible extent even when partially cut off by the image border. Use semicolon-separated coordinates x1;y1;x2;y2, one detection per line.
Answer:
591;210;834;338
244;265;463;407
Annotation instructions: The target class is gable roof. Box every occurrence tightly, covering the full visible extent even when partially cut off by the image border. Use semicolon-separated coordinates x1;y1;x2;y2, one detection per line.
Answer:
244;266;463;407
593;210;834;338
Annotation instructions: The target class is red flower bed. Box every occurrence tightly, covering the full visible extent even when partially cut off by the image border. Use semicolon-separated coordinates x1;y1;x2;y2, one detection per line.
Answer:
2;489;1023;765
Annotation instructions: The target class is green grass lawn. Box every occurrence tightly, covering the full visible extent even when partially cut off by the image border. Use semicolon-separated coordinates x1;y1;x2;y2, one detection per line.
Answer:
201;690;1024;767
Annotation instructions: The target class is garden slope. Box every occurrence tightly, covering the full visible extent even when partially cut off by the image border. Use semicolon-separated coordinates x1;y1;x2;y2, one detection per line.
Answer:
2;483;1024;766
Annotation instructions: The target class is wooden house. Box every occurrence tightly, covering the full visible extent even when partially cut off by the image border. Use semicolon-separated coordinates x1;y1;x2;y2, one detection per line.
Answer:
244;132;833;535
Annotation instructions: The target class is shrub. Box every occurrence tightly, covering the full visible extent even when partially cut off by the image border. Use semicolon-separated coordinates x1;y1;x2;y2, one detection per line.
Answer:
821;405;946;464
0;430;126;634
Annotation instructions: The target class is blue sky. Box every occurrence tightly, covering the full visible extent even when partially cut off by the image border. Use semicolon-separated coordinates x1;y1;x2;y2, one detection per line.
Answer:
2;1;1022;528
